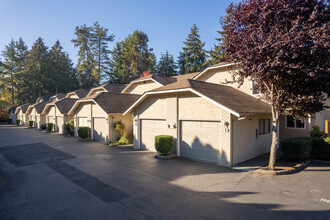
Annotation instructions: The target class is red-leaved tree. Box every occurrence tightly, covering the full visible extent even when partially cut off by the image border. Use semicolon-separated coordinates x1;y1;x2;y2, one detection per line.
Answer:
222;0;330;169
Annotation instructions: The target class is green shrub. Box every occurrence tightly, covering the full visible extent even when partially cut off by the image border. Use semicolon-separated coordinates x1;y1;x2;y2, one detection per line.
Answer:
8;118;12;124
28;120;34;127
16;119;20;125
310;124;325;138
311;137;330;160
325;137;330;145
155;135;174;156
280;137;312;161
65;119;74;136
77;126;89;139
46;123;53;132
114;121;125;131
41;124;46;130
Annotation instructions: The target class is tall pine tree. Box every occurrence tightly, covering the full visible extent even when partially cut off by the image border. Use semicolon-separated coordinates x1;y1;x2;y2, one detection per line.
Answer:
156;51;177;77
91;21;115;82
109;30;156;84
21;37;49;103
0;38;28;105
49;40;79;94
177;24;207;74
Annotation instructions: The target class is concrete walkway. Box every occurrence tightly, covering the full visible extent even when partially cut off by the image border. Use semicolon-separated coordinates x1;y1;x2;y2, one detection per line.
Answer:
0;124;329;219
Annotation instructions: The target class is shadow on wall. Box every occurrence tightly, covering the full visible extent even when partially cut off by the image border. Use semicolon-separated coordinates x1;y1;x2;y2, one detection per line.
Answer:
180;137;229;166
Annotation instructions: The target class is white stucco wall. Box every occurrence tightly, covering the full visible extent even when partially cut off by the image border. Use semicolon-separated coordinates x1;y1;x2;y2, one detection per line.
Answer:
232;114;272;165
196;66;253;96
124;80;162;95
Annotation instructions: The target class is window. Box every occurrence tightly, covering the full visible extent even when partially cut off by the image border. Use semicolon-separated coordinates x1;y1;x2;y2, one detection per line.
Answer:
259;119;271;135
252;80;261;95
285;116;305;129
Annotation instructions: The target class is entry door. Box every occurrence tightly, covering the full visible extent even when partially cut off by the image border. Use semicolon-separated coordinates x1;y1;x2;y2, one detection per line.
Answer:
140;119;166;151
180;120;222;164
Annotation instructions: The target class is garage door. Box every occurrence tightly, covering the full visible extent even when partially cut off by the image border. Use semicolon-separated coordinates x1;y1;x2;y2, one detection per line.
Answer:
56;116;63;133
140;119;166;151
180;120;221;164
93;117;108;143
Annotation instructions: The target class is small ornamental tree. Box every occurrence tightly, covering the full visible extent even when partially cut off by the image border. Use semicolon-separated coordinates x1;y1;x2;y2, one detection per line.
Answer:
221;0;330;170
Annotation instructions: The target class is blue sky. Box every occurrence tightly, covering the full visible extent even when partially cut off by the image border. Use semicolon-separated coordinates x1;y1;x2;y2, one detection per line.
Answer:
0;0;239;64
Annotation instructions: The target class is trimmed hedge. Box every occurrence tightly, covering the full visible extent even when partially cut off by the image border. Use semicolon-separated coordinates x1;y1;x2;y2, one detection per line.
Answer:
311;137;330;160
8;118;12;124
65;119;74;136
16;119;20;125
46;123;53;132
77;126;89;139
41;124;46;130
155;135;174;156
310;124;325;138
280;137;312;161
28;120;34;127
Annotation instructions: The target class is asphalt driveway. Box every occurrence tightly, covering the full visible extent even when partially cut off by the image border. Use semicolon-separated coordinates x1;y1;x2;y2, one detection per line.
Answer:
0;124;329;219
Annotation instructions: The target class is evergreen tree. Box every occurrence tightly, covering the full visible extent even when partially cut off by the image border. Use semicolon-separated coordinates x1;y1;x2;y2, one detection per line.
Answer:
156;51;177;77
109;30;156;84
177;24;207;74
0;38;28;105
49;40;79;94
205;8;232;66
91;21;115;82
20;37;49;103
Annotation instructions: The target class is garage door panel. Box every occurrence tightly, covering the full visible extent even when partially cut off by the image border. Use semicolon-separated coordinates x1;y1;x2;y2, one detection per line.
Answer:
180;120;221;164
140;119;166;151
93;117;107;143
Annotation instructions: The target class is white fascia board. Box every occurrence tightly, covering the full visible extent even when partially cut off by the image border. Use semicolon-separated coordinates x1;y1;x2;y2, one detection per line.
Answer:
189;89;240;117
123;87;240;117
14;107;21;115
121;78;163;93
41;103;54;115
65;92;75;98
67;99;108;116
193;63;236;80
86;88;106;97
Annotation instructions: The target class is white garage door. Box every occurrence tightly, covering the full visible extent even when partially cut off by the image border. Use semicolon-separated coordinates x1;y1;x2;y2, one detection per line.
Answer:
56;116;63;133
180;120;222;164
93;117;108;143
140;119;166;151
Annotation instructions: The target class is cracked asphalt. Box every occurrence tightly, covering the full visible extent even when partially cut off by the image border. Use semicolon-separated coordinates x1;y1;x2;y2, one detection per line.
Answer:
0;124;329;219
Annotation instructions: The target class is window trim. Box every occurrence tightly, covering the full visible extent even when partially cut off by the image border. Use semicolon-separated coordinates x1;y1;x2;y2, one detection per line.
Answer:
251;80;262;96
259;118;271;135
285;115;306;130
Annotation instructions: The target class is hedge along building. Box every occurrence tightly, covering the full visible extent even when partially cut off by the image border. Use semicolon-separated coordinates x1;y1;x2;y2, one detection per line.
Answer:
26;101;50;128
68;92;140;143
14;103;32;126
124;63;275;167
42;98;78;133
65;88;90;99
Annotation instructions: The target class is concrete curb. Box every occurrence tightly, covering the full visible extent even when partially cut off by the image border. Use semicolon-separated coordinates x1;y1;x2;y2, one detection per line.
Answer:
253;160;310;175
155;154;177;160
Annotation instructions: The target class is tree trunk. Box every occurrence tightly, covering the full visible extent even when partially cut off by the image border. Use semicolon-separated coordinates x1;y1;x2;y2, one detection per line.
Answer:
268;105;280;170
11;68;14;105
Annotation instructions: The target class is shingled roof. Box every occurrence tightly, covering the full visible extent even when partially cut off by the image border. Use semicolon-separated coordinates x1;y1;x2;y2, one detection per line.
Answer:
50;93;67;101
140;79;271;115
36;94;52;103
18;103;32;114
78;92;141;114
74;89;90;98
34;101;50;114
54;98;78;114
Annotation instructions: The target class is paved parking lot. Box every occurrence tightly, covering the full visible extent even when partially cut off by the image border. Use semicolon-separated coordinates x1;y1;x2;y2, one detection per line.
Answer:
0;124;329;219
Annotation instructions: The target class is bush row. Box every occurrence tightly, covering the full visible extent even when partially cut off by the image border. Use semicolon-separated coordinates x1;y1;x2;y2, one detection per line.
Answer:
281;137;330;161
